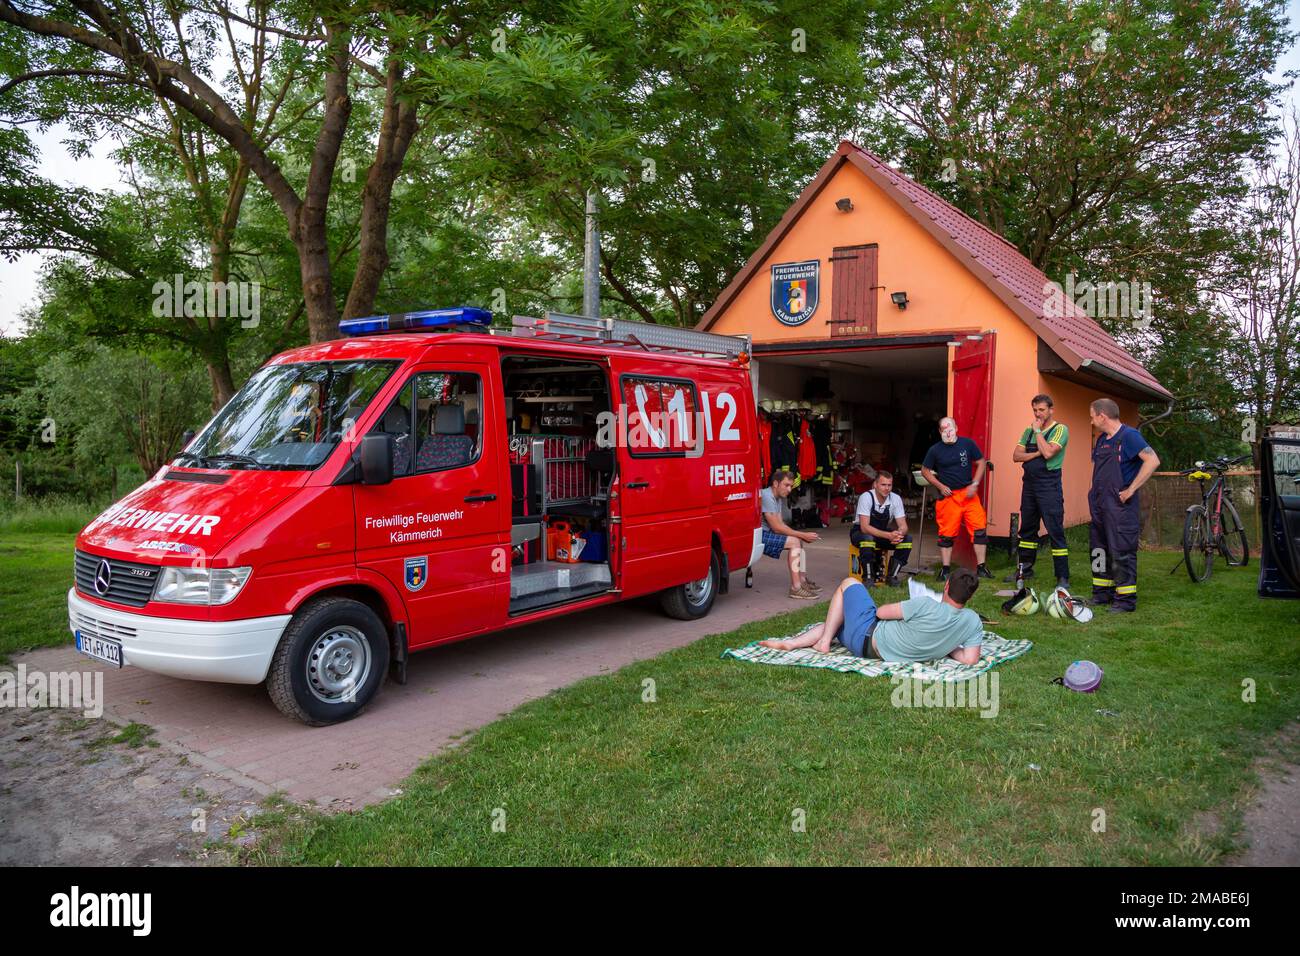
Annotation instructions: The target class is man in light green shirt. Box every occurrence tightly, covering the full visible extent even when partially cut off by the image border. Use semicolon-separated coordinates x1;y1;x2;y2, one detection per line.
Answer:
760;567;983;664
872;588;984;663
1009;393;1071;587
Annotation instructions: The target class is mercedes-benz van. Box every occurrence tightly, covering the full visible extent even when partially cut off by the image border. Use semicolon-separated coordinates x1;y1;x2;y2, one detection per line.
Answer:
69;309;762;724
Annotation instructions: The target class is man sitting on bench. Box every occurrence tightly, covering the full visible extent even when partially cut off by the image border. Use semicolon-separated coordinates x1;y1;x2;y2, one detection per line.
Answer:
759;567;983;664
850;470;912;587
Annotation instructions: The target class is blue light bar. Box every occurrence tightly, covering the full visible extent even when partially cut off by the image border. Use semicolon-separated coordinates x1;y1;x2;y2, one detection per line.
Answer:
339;307;493;337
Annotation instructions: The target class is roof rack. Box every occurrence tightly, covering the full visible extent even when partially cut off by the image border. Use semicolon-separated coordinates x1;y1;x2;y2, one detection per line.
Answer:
502;312;750;360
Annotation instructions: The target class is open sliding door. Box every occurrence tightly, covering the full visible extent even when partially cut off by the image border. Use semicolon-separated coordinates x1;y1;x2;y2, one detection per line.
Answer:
949;333;996;561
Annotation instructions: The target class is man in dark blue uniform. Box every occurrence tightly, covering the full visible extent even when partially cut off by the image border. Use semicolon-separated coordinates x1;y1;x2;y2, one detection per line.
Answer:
1009;394;1071;587
1088;398;1160;612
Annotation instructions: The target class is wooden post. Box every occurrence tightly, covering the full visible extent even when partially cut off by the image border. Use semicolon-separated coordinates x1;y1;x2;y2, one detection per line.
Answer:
14;459;21;501
1151;478;1160;548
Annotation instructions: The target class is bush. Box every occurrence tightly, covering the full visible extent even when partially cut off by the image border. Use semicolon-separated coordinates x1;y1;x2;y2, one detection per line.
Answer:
0;447;145;505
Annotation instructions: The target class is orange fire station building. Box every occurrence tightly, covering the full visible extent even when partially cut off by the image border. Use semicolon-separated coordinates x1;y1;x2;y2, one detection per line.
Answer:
698;140;1172;534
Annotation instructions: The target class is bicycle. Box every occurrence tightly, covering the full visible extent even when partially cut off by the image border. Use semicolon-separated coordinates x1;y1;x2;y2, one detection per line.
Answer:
1176;454;1252;583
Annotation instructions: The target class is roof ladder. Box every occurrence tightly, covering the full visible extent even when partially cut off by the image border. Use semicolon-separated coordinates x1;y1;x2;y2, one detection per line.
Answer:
506;312;751;361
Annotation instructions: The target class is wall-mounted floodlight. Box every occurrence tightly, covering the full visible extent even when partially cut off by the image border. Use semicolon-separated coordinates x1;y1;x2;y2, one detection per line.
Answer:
835;197;854;212
891;291;909;310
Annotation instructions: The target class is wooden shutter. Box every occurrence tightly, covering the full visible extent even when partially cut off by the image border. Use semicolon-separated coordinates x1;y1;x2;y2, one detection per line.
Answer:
829;244;877;337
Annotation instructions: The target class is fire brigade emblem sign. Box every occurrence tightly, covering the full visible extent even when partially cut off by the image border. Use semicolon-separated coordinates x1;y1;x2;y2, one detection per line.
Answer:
770;260;820;326
404;556;428;592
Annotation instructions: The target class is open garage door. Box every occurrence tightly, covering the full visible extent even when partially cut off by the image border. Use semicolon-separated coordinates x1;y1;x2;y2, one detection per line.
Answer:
952;333;995;497
950;333;996;564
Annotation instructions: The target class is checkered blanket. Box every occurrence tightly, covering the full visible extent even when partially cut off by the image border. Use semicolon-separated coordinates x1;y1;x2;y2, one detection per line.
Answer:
720;627;1032;682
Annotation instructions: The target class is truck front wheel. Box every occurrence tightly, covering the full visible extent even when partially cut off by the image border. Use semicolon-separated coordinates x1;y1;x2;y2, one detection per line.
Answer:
659;549;720;620
267;597;390;726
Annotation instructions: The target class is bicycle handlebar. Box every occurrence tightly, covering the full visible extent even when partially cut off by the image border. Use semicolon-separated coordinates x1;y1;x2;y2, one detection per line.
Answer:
1179;453;1252;477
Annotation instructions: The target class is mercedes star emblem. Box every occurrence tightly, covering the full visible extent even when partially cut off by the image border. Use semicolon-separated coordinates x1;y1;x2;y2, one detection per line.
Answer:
94;559;112;595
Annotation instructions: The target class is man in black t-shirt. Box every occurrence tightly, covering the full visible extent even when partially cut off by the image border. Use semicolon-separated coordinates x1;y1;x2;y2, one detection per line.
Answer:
921;417;992;582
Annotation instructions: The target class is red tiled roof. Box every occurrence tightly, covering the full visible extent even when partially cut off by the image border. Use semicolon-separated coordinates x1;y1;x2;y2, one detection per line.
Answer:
698;140;1171;401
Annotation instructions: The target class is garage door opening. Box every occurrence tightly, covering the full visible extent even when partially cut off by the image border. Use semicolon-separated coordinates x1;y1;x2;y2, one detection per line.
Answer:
753;343;951;570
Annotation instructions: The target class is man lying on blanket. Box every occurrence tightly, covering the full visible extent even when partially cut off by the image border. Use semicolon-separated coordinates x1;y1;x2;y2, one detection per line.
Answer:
760;567;984;664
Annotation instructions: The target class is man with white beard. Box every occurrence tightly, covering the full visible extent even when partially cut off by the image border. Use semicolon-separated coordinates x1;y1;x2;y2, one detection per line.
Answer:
920;417;993;581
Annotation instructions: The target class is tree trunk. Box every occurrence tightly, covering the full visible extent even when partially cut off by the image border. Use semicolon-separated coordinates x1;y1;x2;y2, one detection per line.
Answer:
207;360;236;411
342;55;419;321
297;240;342;342
207;184;243;411
294;26;353;342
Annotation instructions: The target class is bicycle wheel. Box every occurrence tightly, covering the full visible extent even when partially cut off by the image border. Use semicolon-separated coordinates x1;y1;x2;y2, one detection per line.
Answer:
1218;499;1250;567
1183;504;1213;583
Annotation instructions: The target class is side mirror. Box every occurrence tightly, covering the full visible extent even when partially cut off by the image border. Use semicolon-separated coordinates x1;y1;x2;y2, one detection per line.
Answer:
359;433;394;486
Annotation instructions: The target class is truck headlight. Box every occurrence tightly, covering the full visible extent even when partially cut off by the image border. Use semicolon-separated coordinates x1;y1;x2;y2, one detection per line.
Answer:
154;566;252;605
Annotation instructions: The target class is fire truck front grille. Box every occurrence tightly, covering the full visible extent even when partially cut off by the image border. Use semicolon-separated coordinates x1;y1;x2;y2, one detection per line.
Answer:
74;550;159;608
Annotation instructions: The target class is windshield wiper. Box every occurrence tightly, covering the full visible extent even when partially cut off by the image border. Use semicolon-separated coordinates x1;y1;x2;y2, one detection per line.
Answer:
202;453;267;470
173;451;208;467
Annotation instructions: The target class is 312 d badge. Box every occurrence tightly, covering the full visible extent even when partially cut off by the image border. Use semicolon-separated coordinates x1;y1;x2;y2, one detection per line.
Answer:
770;260;820;326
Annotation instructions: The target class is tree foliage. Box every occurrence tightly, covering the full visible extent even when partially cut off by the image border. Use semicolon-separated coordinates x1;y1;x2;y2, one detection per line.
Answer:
0;0;1296;487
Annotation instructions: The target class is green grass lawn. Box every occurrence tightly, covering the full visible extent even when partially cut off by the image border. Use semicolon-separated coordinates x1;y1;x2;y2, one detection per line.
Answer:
6;524;1298;865
252;546;1300;867
0;499;99;662
0;532;78;663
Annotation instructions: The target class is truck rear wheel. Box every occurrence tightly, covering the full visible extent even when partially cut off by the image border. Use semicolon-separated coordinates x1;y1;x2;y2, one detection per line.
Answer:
267;596;390;726
660;549;720;620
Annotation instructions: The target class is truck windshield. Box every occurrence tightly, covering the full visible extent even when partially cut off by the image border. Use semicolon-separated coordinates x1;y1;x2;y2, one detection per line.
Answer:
179;360;399;470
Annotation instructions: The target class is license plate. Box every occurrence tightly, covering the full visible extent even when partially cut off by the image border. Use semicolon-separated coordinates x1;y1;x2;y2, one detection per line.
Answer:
75;630;123;668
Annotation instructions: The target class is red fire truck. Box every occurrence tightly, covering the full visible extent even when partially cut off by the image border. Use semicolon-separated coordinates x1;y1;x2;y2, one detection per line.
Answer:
68;310;761;724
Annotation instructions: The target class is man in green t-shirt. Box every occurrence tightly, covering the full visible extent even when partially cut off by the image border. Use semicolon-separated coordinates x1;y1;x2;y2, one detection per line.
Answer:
758;568;983;664
1009;393;1070;586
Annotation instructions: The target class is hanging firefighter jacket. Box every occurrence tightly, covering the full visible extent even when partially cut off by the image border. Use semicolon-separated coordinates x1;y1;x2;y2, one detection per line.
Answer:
771;421;799;475
798;417;817;479
812;416;833;485
757;414;772;483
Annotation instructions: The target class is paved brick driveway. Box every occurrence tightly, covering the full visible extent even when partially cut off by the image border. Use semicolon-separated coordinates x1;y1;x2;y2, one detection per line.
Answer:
16;525;912;808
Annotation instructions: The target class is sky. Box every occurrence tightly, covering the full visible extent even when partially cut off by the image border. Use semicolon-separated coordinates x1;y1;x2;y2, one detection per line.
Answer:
0;124;120;336
3;3;1300;337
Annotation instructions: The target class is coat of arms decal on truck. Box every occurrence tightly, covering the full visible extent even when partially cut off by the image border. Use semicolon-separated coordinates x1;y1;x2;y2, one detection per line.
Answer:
403;556;428;592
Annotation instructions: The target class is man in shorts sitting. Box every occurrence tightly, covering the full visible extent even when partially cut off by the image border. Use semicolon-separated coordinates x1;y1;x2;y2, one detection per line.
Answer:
760;470;822;599
759;566;983;664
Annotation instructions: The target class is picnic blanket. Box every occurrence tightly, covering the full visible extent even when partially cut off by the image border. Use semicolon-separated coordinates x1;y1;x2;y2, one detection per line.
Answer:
720;626;1032;682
